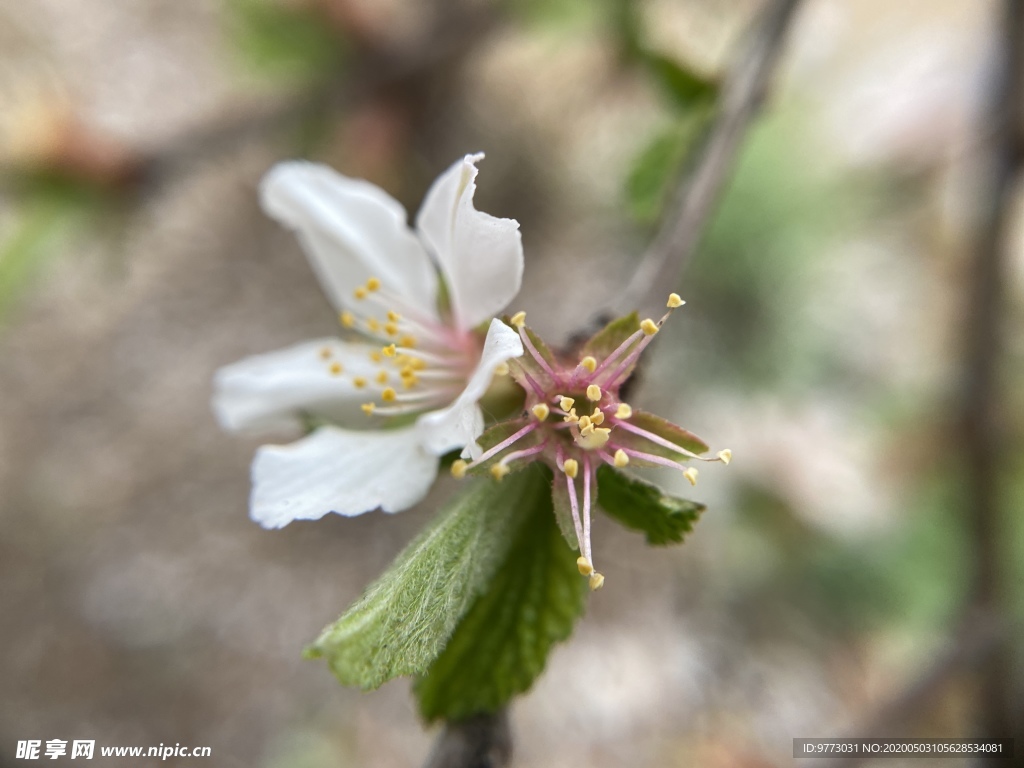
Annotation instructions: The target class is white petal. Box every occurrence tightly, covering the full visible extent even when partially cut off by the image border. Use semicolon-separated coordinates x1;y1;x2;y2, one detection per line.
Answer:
213;338;388;433
415;154;524;329
417;318;524;455
261;162;439;319
250;425;439;528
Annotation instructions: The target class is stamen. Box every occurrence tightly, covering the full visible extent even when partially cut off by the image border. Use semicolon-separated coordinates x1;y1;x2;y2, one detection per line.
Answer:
382;344;397;358
354;286;368;300
580;356;597;373
494;362;510;376
370;351;383;363
718;449;732;465
319;346;333;360
582;454;594;562
613;449;629;467
574;425;611;450
532;403;550;420
366;277;381;292
375;371;388;384
381;387;397;402
491;464;510;481
451;460;468;479
615;420;713;461
559;396;575;411
518;325;558;380
399;335;417;348
577;556;594;576
510;311;527;328
387;310;401;322
353;377;367;389
366;318;381;333
562;407;578;423
361;402;375;415
640;318;659;335
559;445;585;559
615;403;633;419
340;311;356;328
684;467;699;486
465;422;540;467
402;374;419;389
328;362;343;376
667;293;685;308
384;322;399;336
562;458;579;479
590;408;605;425
589;573;605;591
586;384;602;402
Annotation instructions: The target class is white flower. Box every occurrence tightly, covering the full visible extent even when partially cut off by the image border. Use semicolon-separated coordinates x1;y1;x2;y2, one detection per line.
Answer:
213;154;525;528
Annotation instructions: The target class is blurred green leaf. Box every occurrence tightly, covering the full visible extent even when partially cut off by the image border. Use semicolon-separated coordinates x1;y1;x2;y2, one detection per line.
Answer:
643;52;718;112
581;312;640;371
415;465;586;721
227;0;346;80
596;465;704;545
305;468;551;690
610;410;709;460
625;117;706;225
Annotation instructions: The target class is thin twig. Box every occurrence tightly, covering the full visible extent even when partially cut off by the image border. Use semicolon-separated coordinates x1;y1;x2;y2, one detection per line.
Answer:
617;0;804;315
958;0;1024;761
422;711;512;768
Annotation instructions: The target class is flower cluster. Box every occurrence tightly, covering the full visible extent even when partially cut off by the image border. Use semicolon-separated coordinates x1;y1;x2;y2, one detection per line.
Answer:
451;298;730;590
213;154;525;528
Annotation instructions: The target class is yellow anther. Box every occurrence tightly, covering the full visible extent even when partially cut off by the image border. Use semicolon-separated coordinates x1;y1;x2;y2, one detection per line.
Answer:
577;556;594;576
375;371;388;384
402;374;419;389
369;351;383;363
360;402;375;415
684;467;699;486
366;277;381;292
586;384;602;402
491;463;511;481
510;311;527;328
451;460;468;479
576;426;611;451
580;356;597;373
401;366;417;379
717;449;732;465
589;572;605;591
340;311;355;328
384;322;399;337
399;335;417;348
410;357;426;370
494;362;510;376
562;459;579;479
387;310;401;322
641;318;659;335
328;362;343;376
366;318;381;333
613;449;629;468
382;344;397;358
559;396;575;412
590;408;605;426
667;293;685;308
563;408;578;423
532;403;550;421
578;415;593;433
353;377;367;389
615;403;633;420
354;286;368;300
319;346;333;360
381;387;397;402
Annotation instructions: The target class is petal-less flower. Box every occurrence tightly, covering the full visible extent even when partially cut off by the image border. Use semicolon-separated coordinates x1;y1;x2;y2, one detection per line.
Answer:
451;295;731;590
213;153;525;528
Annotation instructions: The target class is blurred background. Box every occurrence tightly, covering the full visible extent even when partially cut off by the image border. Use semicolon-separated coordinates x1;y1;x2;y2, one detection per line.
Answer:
1;0;1021;766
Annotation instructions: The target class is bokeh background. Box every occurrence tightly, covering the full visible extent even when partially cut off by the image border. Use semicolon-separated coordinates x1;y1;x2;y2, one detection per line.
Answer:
1;0;1021;766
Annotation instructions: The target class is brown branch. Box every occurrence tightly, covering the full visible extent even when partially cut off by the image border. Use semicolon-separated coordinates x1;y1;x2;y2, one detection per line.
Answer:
618;0;804;315
422;711;512;768
957;0;1024;761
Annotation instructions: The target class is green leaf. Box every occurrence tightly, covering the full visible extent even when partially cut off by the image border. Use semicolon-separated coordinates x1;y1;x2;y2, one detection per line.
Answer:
625;119;705;224
227;0;346;80
642;52;718;111
581;312;640;366
305;468;551;690
415;465;587;721
596;465;704;546
611;410;709;463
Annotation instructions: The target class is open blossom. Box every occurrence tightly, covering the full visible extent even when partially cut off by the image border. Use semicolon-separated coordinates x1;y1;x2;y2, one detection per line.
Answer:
450;295;731;590
213;153;525;528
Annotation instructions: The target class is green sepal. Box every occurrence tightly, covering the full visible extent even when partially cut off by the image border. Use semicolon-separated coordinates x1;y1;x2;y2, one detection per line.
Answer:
415;465;587;721
463;418;540;479
505;320;559;391
611;410;709;462
304;469;550;690
626;116;708;225
580;312;641;378
550;469;580;550
641;51;718;112
596;465;705;546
